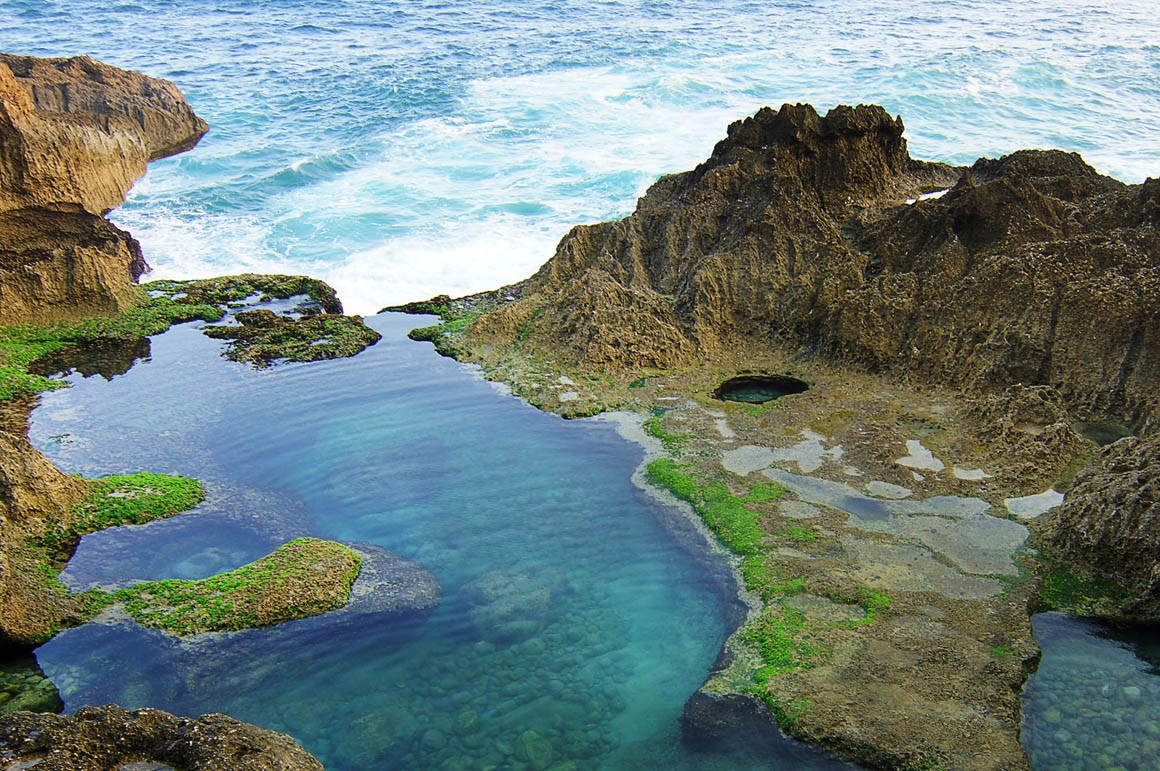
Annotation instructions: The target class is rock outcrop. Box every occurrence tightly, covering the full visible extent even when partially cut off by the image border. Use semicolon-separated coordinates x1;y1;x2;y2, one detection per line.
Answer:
0;53;207;323
465;103;1159;431
0;399;92;650
1035;433;1160;618
0;704;323;770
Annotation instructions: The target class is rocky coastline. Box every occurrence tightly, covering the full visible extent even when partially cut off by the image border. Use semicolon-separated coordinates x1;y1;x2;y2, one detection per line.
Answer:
397;103;1158;769
0;54;409;768
3;48;1158;770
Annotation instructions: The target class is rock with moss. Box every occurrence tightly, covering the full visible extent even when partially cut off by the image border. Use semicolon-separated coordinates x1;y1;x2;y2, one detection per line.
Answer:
0;704;324;770
146;273;343;314
201;308;381;368
1034;433;1160;619
107;538;363;636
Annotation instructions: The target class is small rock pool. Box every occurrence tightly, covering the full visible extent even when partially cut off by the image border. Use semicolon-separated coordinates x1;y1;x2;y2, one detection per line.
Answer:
1023;612;1160;770
714;375;809;404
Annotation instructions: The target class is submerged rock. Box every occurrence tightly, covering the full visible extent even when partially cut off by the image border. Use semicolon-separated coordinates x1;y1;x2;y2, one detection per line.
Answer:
201;308;381;368
0;704;323;770
343;542;441;616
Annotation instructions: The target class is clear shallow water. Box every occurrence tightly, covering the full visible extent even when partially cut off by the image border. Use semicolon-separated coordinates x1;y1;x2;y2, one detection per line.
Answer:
2;0;1158;313
30;314;852;770
1022;613;1160;771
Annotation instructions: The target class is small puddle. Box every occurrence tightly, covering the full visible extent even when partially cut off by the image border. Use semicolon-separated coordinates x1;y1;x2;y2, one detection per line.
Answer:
714;375;808;404
1075;420;1133;447
1005;489;1065;520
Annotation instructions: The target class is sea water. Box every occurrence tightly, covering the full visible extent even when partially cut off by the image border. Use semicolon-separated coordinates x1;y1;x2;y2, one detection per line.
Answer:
29;314;852;770
1;0;1158;314
1022;614;1160;771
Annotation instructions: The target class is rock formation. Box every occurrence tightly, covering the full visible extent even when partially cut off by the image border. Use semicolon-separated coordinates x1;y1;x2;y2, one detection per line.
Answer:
1035;433;1160;618
0;399;92;649
0;53;207;323
0;704;323;770
465;103;1159;431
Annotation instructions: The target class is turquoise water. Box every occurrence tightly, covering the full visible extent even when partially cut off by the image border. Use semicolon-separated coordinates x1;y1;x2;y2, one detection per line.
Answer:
2;0;1158;313
29;314;851;770
1022;613;1160;771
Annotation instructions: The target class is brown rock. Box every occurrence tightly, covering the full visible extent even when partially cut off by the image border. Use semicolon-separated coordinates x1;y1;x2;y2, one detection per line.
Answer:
1034;433;1160;618
462;103;1158;431
0;53;206;323
0;704;324;770
0;399;91;650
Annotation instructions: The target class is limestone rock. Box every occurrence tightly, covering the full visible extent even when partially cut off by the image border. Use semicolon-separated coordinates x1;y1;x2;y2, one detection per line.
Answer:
0;400;91;650
0;704;324;770
0;53;207;216
1035;434;1160;619
0;53;207;323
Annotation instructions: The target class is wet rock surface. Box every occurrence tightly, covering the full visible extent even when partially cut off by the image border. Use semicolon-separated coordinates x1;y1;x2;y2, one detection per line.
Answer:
1035;433;1160;619
0;704;323;770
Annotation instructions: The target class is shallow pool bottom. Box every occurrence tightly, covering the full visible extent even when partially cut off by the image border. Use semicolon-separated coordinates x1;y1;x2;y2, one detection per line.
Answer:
713;375;809;404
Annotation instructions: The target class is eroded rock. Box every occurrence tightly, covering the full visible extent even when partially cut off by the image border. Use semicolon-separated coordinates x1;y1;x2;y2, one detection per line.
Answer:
0;53;206;323
0;704;323;770
450;104;1157;430
1034;434;1160;619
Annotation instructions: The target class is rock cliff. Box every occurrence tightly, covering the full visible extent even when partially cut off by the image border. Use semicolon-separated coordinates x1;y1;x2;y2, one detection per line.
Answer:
0;53;207;323
0;53;206;648
466;103;1159;431
0;399;91;648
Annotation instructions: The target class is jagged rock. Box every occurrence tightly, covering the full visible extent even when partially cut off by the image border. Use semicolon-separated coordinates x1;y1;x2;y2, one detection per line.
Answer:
0;53;206;323
464;103;1158;430
0;704;323;770
1034;434;1160;619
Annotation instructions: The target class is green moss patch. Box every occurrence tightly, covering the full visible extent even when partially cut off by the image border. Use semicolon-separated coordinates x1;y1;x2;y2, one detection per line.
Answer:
40;473;204;551
109;538;362;635
643;413;691;454
145;274;342;314
405;308;481;358
1036;562;1133;617
201;309;381;368
2;273;373;403
0;296;221;402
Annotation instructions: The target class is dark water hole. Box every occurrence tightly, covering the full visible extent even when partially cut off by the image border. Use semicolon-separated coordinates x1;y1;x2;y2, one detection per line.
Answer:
713;375;809;404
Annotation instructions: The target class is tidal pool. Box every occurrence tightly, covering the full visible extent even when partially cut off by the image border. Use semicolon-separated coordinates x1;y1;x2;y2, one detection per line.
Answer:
29;312;851;770
1023;613;1160;771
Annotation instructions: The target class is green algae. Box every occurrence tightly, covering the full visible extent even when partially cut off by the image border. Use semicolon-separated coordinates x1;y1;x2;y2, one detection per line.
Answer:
106;538;362;635
1036;561;1133;617
0;295;221;402
390;295;487;358
1;273;376;404
642;412;691;454
201;309;381;368
145;274;342;313
40;473;205;550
